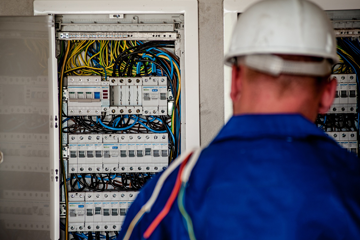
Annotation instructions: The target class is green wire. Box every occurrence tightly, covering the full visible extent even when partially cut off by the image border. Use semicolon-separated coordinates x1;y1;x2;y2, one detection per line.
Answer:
177;184;197;240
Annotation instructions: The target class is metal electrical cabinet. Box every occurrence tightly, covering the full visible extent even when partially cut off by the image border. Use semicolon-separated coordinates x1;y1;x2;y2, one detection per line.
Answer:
0;1;199;240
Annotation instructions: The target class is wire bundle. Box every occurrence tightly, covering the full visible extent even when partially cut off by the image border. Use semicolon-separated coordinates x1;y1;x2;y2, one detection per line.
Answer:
316;114;358;132
59;40;181;159
67;173;154;191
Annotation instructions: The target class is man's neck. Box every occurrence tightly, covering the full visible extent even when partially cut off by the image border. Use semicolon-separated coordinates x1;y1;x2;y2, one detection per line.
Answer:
233;94;318;122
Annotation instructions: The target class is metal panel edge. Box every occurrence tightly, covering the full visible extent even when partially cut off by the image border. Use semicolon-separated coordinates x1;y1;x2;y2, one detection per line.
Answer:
47;15;60;240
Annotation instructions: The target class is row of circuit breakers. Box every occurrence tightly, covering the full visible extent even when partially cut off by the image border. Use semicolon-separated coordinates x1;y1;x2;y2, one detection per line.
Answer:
65;75;168;116
329;74;357;113
327;131;358;155
67;191;138;232
67;133;168;174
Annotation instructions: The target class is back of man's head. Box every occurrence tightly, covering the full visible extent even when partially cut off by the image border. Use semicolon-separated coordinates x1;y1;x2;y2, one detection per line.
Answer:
225;0;339;121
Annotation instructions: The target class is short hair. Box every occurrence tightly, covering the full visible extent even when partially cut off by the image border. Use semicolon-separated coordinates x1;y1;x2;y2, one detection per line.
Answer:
237;55;330;98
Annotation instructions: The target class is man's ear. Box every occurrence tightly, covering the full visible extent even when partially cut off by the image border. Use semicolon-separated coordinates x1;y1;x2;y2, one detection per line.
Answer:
230;64;242;103
318;77;337;114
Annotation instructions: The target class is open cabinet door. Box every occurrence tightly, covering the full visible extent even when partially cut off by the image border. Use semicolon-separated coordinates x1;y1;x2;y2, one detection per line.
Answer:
0;16;55;240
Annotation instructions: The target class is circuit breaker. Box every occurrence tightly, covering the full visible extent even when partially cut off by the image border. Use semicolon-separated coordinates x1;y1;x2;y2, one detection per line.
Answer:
328;74;357;114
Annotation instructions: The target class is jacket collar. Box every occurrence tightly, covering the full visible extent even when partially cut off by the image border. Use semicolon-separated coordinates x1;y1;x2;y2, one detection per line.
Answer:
213;114;328;143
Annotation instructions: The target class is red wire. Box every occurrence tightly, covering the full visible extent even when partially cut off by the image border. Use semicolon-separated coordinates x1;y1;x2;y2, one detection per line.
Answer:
143;153;192;239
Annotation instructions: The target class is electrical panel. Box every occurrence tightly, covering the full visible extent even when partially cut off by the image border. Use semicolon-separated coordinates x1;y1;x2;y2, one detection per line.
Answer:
317;9;360;156
55;13;185;240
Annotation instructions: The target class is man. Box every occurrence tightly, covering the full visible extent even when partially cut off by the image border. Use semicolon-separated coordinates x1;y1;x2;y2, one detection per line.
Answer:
117;0;360;239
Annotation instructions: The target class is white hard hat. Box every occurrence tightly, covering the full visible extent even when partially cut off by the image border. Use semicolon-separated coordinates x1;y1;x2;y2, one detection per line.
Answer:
224;0;339;77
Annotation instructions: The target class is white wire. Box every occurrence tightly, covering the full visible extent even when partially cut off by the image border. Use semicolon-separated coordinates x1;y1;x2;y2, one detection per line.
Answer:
181;148;202;183
123;148;196;240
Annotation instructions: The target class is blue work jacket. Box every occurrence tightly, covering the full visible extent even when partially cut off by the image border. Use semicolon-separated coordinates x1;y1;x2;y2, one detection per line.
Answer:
117;114;360;240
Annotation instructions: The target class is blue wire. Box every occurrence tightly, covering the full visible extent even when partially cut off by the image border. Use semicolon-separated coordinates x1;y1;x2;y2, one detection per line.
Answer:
97;115;138;131
337;51;359;129
62;118;71;123
344;39;360;55
166;124;176;148
138;120;167;133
